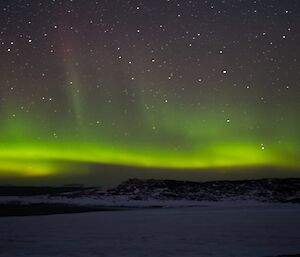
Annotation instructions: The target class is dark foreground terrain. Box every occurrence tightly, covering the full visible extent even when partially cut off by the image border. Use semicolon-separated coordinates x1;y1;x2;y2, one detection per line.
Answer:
0;204;300;257
0;178;299;217
0;178;300;257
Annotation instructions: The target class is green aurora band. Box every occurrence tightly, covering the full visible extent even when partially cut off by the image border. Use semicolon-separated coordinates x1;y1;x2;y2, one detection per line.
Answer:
0;92;299;178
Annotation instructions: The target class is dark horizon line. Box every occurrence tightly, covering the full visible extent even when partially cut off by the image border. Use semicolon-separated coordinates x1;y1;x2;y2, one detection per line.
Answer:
1;176;300;188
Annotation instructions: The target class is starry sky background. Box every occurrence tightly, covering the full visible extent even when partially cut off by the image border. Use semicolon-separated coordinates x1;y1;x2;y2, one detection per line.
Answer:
0;0;299;186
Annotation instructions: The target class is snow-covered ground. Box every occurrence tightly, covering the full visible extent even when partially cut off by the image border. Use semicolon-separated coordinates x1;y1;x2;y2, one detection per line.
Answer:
0;195;280;208
0;203;300;257
0;195;213;207
0;195;297;208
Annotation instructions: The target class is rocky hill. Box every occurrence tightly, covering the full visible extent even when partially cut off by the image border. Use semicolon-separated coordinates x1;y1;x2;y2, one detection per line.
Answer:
106;178;300;203
1;178;300;205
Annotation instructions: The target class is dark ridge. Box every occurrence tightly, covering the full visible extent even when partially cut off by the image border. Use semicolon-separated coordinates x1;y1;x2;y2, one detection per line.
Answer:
0;186;97;197
108;178;300;202
1;178;300;203
0;203;126;217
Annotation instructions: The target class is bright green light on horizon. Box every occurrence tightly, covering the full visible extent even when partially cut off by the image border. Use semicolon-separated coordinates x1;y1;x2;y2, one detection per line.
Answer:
0;94;299;178
0;140;298;177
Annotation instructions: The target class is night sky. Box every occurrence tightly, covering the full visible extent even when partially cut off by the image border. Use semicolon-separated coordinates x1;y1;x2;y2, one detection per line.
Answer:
0;0;299;185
